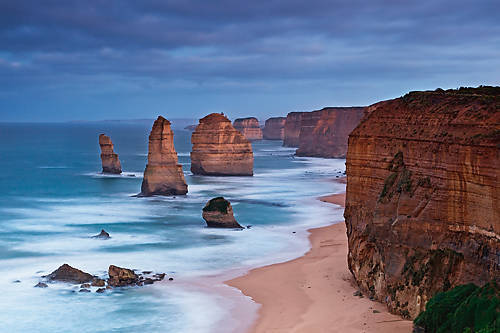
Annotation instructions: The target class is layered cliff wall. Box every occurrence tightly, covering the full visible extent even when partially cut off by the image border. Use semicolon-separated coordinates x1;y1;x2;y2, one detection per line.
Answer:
140;116;188;196
283;112;305;147
344;87;500;319
263;117;286;140
233;117;263;141
295;107;365;158
99;134;122;174
191;113;254;176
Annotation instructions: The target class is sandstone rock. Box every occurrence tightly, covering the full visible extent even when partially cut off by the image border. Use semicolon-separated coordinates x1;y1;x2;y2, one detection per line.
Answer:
344;86;500;319
99;134;122;174
91;278;105;287
295;107;365;158
96;288;106;293
92;229;110;239
140;116;188;196
233;117;263;140
263;117;286;140
107;265;139;287
191;113;253;176
202;197;243;228
46;264;93;284
283;112;305;147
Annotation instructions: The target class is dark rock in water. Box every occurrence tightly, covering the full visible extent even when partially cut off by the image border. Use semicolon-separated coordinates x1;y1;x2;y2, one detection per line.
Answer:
80;283;90;288
96;288;106;293
13;280;21;283
92;229;110;239
47;264;93;284
202;197;243;228
153;273;165;281
353;290;363;297
143;278;154;285
107;265;139;287
34;282;48;288
142;271;152;275
168;277;174;281
106;285;112;290
79;288;91;293
91;278;105;287
246;225;252;229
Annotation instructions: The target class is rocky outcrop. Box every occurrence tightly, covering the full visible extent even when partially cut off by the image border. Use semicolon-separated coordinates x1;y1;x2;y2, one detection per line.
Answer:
92;229;110;239
140;116;188;196
99;134;122;174
295;107;365;158
191;113;254;176
344;87;500;319
233;117;263;140
107;265;139;287
283;112;305;147
46;264;94;284
263;117;286;140
202;197;243;228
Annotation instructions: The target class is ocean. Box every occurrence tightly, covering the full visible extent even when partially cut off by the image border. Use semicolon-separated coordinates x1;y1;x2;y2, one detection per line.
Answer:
0;122;346;332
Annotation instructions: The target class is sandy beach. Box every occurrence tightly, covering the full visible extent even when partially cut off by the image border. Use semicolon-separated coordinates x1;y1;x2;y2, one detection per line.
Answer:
227;193;412;333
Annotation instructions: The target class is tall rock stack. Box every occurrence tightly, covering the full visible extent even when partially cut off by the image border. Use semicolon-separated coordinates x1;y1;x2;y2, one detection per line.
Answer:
283;112;305;147
140;116;188;196
263;117;286;140
295;107;365;158
191;113;253;176
99;134;122;174
344;87;500;319
233;117;263;140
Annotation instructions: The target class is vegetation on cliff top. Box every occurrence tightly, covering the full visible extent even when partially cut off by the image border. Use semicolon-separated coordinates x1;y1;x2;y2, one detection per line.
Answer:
203;197;230;213
414;280;500;333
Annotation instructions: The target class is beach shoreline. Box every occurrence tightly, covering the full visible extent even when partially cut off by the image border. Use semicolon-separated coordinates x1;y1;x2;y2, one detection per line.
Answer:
225;192;412;333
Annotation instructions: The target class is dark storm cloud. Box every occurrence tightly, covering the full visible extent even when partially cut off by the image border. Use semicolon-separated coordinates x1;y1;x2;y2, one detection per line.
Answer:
0;0;499;121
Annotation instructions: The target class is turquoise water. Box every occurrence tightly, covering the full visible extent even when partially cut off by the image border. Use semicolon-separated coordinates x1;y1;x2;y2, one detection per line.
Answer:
0;122;346;332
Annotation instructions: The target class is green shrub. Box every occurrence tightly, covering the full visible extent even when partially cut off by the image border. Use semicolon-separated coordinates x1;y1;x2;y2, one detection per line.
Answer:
203;197;230;213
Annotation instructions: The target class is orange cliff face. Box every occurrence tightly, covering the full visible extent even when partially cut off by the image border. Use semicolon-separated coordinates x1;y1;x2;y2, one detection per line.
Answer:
283;112;305;147
233;117;263;141
191;113;254;176
263;117;286;140
99;134;122;174
344;87;500;319
140;116;187;196
296;107;365;158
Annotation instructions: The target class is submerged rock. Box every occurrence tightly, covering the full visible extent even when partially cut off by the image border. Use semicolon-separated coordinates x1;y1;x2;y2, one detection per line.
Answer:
46;264;93;284
107;265;139;287
92;229;110;239
79;288;91;293
96;288;106;293
34;282;48;288
202;197;243;228
99;134;122;174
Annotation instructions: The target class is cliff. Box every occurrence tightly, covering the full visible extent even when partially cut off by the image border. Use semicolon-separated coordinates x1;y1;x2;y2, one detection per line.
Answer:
283;112;304;147
295;107;365;158
263;117;286;140
344;86;500;319
140;116;188;196
233;117;263;141
99;134;122;174
191;113;254;176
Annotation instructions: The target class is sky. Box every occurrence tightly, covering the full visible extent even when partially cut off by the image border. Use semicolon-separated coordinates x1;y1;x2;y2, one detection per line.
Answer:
0;0;499;122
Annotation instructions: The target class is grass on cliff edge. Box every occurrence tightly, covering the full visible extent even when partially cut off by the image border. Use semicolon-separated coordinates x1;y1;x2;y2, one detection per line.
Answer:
414;280;499;333
202;197;230;213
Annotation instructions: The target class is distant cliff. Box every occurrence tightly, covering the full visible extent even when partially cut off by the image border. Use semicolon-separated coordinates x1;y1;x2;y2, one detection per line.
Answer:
283;112;305;147
296;107;365;158
344;87;500;319
263;117;286;140
233;117;263;141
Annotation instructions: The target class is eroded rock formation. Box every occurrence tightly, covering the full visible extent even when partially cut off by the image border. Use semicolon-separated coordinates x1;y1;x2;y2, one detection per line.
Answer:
344;87;500;319
283;112;304;147
233;117;263;140
99;134;122;174
140;116;188;196
295;107;365;158
191;113;253;176
46;264;94;284
263;117;286;140
202;197;242;228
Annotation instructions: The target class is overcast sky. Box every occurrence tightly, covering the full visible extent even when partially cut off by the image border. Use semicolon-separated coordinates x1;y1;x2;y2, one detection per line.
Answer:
1;0;499;122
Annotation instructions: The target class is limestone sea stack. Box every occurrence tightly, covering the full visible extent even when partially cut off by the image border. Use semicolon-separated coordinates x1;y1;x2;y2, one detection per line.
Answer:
191;113;253;176
99;134;122;174
263;117;286;140
233;117;263;140
295;107;365;158
283;112;305;147
140;116;188;196
202;197;243;228
344;86;500;319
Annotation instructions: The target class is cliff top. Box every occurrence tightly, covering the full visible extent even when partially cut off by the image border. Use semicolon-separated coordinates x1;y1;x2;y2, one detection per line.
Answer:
234;117;259;122
199;113;230;124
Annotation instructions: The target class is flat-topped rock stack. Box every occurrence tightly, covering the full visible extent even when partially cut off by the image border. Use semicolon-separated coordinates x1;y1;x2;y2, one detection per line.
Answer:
99;134;122;174
263;117;286;140
233;117;263;141
140;116;187;196
191;113;254;176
